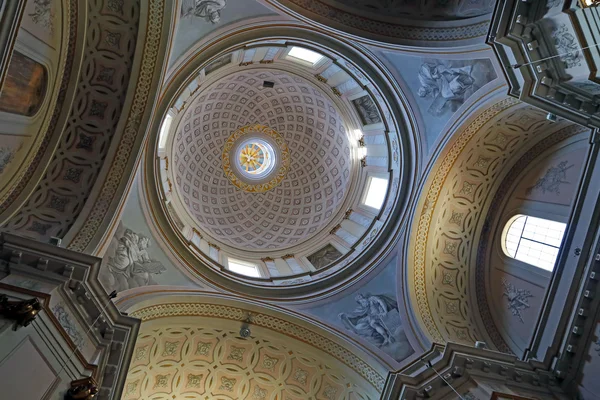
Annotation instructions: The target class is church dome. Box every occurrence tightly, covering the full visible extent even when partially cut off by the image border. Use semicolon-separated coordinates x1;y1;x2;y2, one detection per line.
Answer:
148;33;414;294
172;70;352;251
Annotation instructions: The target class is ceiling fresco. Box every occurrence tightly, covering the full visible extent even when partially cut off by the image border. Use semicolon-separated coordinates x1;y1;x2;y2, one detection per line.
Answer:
382;52;499;153
306;255;415;364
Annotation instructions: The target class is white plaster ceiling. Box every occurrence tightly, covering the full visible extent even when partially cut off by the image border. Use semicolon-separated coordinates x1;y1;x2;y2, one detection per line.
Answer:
172;69;351;251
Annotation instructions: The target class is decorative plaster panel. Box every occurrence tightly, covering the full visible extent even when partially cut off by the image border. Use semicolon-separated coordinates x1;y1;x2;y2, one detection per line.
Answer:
67;0;165;252
124;323;375;399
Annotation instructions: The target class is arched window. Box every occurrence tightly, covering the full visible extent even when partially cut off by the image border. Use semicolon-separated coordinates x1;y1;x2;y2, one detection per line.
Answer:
503;215;567;271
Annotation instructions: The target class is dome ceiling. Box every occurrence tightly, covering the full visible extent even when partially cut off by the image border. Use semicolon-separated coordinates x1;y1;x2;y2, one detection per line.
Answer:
172;70;351;251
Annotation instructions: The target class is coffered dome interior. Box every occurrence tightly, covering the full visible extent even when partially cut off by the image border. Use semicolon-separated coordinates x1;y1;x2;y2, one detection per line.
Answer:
153;40;408;287
172;69;352;251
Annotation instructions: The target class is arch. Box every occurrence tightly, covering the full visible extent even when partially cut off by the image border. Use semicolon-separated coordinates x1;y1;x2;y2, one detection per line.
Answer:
116;288;391;396
405;96;589;350
258;0;493;47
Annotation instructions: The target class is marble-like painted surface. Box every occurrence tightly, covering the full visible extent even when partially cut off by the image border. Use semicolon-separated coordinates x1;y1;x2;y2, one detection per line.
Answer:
169;0;276;66
306;257;414;363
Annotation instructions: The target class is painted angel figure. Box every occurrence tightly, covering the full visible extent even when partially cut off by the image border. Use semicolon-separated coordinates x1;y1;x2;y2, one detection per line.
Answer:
417;62;476;116
181;0;227;23
103;228;166;292
339;293;399;346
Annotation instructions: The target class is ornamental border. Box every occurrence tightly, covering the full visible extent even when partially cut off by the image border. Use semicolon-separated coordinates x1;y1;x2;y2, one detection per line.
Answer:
222;123;290;194
410;97;520;343
68;0;163;251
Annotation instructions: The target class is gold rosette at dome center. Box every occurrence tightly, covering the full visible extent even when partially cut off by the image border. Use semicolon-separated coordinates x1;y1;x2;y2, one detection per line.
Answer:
222;124;290;193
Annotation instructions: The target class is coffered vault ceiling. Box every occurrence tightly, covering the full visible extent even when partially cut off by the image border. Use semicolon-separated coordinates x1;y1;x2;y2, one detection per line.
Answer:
123;303;380;400
406;98;588;348
172;69;351;251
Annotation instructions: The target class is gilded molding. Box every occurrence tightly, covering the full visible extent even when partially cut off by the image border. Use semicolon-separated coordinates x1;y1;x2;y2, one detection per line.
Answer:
221;124;290;194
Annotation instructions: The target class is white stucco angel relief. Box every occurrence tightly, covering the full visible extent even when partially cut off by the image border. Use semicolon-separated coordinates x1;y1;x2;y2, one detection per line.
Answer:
100;226;166;293
417;62;476;116
339;293;399;346
181;0;227;23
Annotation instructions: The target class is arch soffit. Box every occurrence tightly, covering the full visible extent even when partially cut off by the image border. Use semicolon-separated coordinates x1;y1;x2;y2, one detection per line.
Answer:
119;290;390;393
257;0;491;48
0;0;73;224
476;128;589;353
140;23;419;299
405;97;588;347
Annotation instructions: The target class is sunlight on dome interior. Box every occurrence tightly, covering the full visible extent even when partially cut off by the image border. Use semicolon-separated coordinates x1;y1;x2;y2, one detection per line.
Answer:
364;177;388;210
504;215;567;271
237;138;275;177
158;113;173;150
228;258;261;277
287;46;323;65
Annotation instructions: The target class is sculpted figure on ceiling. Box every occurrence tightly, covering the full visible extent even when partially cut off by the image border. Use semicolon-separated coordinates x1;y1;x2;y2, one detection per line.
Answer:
181;0;227;23
339;293;399;347
100;225;166;293
417;62;476;116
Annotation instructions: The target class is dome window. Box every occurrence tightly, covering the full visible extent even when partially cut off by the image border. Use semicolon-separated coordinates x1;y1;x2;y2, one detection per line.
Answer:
503;215;567;271
363;176;388;210
158;113;174;150
227;258;261;278
287;46;323;65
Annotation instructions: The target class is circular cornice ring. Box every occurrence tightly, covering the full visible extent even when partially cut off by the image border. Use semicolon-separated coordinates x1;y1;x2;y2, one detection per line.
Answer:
222;124;290;193
143;23;417;300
